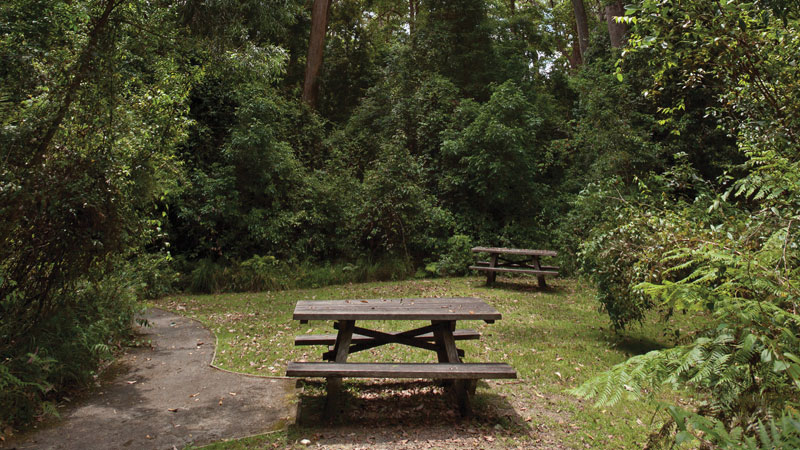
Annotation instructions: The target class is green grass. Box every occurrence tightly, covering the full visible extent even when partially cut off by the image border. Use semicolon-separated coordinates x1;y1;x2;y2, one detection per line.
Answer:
156;276;709;449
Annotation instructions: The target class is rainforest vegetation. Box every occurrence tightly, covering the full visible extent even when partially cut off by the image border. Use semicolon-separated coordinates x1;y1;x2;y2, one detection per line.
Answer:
1;0;799;446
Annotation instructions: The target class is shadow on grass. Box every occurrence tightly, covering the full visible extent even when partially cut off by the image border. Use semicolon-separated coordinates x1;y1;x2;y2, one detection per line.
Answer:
291;380;532;445
611;335;668;356
480;280;567;294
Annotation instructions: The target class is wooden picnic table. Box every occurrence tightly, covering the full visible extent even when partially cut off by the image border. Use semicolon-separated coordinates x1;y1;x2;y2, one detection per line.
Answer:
286;297;516;417
470;246;559;287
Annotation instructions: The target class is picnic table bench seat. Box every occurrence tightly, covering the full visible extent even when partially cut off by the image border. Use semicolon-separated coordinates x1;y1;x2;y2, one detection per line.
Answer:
469;263;559;276
286;362;516;380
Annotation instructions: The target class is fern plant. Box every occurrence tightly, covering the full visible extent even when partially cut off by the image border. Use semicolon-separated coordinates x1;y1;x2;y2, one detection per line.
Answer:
574;158;800;447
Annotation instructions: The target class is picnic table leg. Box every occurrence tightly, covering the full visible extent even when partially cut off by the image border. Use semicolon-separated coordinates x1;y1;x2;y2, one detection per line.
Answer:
433;320;471;416
487;253;499;284
325;319;354;420
532;255;546;288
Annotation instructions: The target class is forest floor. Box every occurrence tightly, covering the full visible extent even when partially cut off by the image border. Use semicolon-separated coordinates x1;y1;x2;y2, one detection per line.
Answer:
159;276;707;449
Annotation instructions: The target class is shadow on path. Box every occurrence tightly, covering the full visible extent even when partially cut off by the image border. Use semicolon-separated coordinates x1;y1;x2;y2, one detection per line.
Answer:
3;309;296;450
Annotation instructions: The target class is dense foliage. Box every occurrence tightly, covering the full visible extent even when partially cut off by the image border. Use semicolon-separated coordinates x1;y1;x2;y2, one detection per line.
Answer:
573;1;800;447
2;0;799;445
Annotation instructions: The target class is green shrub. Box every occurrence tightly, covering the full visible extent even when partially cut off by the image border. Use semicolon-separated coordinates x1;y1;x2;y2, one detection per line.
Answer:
434;234;475;276
231;255;289;292
189;259;227;294
132;253;180;300
0;267;141;432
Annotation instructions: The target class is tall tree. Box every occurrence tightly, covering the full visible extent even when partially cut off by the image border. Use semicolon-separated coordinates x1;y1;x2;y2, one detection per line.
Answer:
415;0;498;99
604;0;627;48
571;0;589;63
302;0;332;108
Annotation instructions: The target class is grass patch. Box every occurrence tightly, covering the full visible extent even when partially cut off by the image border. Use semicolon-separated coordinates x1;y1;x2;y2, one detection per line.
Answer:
157;276;709;449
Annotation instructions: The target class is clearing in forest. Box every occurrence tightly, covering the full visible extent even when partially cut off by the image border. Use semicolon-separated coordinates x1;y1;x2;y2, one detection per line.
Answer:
158;276;704;449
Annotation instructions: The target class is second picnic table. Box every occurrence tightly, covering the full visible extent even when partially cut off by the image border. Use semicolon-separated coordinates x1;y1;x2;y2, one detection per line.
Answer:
286;297;516;417
470;246;559;287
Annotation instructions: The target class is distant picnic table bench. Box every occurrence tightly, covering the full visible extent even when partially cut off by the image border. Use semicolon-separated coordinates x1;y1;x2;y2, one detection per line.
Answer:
286;297;516;418
470;246;559;288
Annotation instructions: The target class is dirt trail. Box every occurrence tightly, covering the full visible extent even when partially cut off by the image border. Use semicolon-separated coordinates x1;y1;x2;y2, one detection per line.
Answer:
3;308;297;450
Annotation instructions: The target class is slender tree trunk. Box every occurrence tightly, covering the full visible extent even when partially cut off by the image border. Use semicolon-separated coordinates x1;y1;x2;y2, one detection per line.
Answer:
570;20;583;67
409;0;418;34
302;0;331;108
32;0;120;163
571;0;589;63
605;0;627;48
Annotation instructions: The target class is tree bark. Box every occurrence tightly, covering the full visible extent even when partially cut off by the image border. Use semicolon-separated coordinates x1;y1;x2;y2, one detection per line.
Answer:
302;0;331;108
605;0;627;48
409;0;418;34
569;20;582;68
571;0;589;64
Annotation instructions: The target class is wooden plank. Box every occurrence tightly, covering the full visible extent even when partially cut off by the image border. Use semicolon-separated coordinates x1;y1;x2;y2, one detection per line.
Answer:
322;325;444;360
532;253;547;288
295;329;482;346
488;253;498;284
469;266;559;276
325;320;354;418
473;261;560;271
293;297;501;321
471;247;558;257
286;362;517;379
433;320;468;415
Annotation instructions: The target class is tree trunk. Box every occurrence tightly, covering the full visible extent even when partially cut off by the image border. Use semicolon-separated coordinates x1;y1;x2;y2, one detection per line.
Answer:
569;20;583;68
605;0;627;48
409;0;418;34
571;0;589;64
302;0;331;108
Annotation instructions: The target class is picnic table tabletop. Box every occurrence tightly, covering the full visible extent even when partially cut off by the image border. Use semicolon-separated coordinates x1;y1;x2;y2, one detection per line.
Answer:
293;297;501;322
471;246;558;257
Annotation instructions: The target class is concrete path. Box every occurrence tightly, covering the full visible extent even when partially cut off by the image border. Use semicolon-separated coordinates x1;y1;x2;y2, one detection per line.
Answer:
4;309;297;449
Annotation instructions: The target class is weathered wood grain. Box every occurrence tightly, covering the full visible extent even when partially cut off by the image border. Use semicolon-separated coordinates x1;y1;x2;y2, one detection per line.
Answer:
295;329;482;346
286;362;517;379
471;246;558;257
293;297;501;321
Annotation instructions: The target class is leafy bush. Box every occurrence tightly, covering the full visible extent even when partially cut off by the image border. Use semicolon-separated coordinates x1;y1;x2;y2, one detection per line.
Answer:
0;0;190;434
355;141;454;261
574;1;800;444
434;234;475;276
188;259;227;294
231;255;289;292
132;254;180;300
577;164;714;329
0;267;141;431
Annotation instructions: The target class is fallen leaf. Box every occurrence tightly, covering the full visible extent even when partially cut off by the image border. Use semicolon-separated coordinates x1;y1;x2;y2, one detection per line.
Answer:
168;408;178;412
